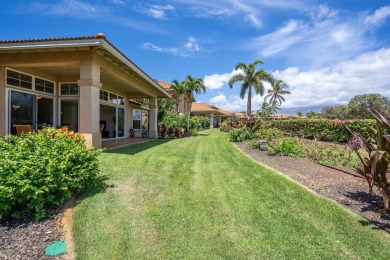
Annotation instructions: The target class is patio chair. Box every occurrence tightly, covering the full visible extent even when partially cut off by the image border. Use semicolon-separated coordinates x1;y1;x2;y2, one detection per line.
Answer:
14;125;33;136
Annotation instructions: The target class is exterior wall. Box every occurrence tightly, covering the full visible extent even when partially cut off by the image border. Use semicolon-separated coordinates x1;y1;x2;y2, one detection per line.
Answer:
0;48;164;146
0;66;5;136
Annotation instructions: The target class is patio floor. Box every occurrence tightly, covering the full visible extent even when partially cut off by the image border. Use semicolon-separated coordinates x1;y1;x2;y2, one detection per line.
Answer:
102;137;152;149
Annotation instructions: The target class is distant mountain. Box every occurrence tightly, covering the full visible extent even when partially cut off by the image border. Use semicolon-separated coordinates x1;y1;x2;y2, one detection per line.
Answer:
278;105;324;115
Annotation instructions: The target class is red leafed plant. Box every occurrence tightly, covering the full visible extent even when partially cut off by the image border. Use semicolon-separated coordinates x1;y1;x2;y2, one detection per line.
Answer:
347;108;390;211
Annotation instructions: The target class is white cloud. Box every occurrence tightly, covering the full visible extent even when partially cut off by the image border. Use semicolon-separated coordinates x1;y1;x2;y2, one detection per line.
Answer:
141;37;201;57
171;0;309;28
184;37;201;52
365;5;390;25
136;4;175;20
29;0;104;16
206;48;390;112
203;69;241;90
247;4;378;68
272;48;390;108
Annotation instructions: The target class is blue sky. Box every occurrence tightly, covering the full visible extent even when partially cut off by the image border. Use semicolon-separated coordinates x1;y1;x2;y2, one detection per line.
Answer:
1;0;390;113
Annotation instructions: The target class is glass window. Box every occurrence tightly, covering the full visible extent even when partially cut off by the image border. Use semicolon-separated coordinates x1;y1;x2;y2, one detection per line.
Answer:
109;93;117;103
132;109;141;129
60;83;79;95
118;96;125;105
35;77;54;94
6;70;32;89
100;90;109;101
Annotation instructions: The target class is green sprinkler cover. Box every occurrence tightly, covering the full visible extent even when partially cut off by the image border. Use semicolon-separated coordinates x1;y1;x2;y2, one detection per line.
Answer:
45;241;67;255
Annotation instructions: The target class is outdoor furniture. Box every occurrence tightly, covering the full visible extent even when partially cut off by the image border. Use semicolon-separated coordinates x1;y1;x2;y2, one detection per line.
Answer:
14;125;33;136
129;128;135;138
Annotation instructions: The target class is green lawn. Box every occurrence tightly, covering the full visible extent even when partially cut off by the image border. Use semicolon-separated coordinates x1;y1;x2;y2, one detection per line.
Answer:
73;129;390;259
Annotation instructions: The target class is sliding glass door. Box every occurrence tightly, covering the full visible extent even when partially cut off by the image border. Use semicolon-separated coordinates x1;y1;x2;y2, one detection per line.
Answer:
9;90;35;135
9;90;55;135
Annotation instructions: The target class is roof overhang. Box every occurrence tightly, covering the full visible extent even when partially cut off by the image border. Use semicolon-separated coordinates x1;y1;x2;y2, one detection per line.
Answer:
0;35;170;98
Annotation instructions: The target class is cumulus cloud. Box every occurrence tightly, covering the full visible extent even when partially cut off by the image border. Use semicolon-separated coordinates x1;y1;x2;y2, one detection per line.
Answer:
141;37;201;57
272;48;390;108
365;5;390;25
203;69;241;90
206;48;390;112
184;37;201;52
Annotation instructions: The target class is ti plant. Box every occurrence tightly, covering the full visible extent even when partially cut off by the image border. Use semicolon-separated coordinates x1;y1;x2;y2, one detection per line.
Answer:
347;109;390;211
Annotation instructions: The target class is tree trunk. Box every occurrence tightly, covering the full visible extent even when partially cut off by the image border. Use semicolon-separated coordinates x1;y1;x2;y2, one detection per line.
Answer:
187;102;192;134
176;96;180;114
247;87;252;122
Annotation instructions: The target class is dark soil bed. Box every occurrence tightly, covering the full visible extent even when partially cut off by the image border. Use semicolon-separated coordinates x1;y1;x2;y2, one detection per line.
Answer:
236;142;390;232
0;216;64;260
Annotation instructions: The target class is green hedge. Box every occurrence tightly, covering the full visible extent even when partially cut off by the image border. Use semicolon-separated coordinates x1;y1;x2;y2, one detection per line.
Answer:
262;119;375;142
0;128;101;220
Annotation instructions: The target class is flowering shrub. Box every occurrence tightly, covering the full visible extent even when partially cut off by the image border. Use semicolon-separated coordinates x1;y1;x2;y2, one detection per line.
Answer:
0;127;101;220
159;113;209;138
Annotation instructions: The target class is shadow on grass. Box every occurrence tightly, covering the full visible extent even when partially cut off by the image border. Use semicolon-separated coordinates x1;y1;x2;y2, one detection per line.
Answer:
75;175;112;204
103;138;173;155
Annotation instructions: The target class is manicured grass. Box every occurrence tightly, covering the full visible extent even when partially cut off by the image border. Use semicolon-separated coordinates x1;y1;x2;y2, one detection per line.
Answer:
73;129;390;259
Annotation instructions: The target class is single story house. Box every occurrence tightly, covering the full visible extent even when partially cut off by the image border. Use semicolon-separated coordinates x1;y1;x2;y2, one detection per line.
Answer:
191;102;233;128
0;33;170;147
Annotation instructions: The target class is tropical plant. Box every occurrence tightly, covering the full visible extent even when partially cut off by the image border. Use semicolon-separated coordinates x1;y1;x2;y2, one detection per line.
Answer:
158;98;176;123
265;79;291;119
169;79;186;114
268;137;304;158
182;75;206;133
227;126;254;142
228;60;273;121
347;109;390;210
258;101;272;120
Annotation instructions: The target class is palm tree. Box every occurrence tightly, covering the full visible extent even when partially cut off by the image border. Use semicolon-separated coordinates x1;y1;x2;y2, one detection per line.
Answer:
265;79;291;119
169;80;186;114
183;75;206;132
228;59;273;121
258;101;272;120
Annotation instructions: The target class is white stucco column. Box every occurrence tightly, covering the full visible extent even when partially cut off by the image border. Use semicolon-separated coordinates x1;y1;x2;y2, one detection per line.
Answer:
210;113;214;128
0;67;6;136
78;58;102;148
149;97;158;138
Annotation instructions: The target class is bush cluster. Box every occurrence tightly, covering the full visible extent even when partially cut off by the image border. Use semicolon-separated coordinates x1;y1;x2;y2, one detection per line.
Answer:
227;126;254;142
159;113;209;138
262;119;375;142
0;128;101;220
268;137;304;158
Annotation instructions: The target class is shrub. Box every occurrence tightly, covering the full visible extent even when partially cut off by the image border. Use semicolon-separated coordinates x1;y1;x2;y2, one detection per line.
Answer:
263;119;375;142
300;139;362;168
268;137;304;157
219;121;231;132
190;116;209;130
247;139;260;149
189;129;199;136
227;126;254;142
0;127;101;220
256;128;284;141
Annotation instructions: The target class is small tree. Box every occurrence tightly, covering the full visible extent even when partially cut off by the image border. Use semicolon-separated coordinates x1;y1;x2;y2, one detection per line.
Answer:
265;79;290;119
183;75;206;133
169;80;186;114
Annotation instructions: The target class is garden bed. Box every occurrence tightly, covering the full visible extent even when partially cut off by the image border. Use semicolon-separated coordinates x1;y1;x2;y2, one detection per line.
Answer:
0;216;64;259
236;142;390;232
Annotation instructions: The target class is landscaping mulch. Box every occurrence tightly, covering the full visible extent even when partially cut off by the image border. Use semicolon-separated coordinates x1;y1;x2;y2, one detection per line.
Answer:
0;216;64;260
236;142;390;232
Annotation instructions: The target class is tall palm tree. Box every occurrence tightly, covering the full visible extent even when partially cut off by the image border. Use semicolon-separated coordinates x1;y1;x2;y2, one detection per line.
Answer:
228;60;273;121
169;79;186;114
183;75;206;132
265;79;291;119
